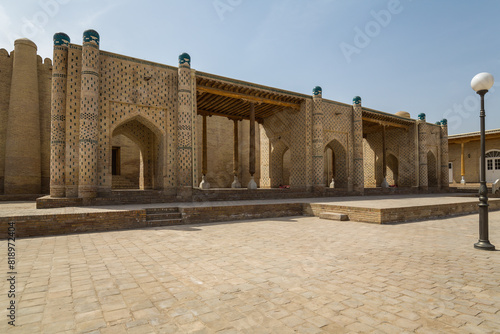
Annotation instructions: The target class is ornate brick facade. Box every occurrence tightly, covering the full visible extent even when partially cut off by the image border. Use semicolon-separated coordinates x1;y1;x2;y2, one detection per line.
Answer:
0;32;448;202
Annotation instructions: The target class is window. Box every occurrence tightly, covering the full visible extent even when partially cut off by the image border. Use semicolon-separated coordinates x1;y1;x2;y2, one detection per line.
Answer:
487;159;493;171
496;159;500;170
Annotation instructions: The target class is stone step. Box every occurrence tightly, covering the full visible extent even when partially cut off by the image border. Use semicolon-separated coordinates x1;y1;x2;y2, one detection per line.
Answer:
112;175;139;189
146;219;183;226
146;213;182;221
319;212;349;221
145;207;180;214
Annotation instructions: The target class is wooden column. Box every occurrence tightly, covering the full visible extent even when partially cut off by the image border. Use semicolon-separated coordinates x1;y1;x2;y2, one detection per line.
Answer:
248;103;257;189
382;126;387;177
231;119;241;188
461;142;466;184
202;115;207;175
199;114;210;189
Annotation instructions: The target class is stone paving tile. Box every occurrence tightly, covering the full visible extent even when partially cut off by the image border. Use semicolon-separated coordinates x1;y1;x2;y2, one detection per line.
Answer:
1;211;500;333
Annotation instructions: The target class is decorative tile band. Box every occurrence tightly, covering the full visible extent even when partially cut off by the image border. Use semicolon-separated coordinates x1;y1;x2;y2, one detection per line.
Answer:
79;139;98;145
81;70;98;76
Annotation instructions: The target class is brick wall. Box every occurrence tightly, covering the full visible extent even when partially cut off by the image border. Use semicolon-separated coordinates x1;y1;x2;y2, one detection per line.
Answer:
0;42;51;195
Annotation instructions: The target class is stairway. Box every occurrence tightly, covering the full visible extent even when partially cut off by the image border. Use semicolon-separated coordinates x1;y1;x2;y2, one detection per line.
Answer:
145;207;183;227
112;175;139;189
319;212;349;221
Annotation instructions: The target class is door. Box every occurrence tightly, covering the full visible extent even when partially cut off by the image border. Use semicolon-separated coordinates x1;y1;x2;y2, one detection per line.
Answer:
486;150;500;183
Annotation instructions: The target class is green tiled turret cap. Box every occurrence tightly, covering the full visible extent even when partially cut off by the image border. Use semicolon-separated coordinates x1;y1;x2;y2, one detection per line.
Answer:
53;32;70;46
83;29;99;46
353;96;361;105
179;53;191;66
313;86;322;96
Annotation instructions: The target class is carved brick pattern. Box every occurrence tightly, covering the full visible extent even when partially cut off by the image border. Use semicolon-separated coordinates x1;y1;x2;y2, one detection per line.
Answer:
322;101;352;188
78;42;100;196
426;124;442;187
177;66;193;187
262;104;307;189
440;126;449;187
50;45;68;195
98;52;176;191
64;47;82;197
363;138;376;187
364;126;418;188
260;124;270;187
418;122;428;187
304;100;312;188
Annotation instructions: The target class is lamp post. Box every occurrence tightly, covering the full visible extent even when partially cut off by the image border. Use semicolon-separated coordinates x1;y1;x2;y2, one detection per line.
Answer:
471;72;495;251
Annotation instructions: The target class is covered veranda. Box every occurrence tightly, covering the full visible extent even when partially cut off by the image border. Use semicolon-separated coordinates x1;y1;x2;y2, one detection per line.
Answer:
195;72;306;191
362;109;416;189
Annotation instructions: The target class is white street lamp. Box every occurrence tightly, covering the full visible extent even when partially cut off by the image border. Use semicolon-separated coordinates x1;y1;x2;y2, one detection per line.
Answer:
471;72;495;251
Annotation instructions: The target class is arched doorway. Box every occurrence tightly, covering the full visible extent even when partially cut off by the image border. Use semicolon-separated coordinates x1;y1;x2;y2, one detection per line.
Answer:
485;150;500;183
324;139;347;188
111;118;162;190
324;147;335;185
111;134;140;189
270;140;290;187
427;151;438;186
386;154;399;186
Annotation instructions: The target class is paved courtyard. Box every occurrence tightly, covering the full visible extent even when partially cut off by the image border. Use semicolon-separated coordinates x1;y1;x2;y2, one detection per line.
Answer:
1;211;500;333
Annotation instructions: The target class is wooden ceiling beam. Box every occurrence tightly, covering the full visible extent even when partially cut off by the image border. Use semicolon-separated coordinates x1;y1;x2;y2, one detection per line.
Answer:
197;85;301;110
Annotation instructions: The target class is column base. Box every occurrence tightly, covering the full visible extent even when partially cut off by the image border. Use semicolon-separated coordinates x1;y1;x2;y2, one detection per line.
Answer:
329;178;335;188
381;177;389;188
474;240;495;251
50;185;66;198
460;176;466;185
177;186;193;200
231;176;241;188
199;175;210;190
248;176;257;190
78;185;97;199
65;185;79;198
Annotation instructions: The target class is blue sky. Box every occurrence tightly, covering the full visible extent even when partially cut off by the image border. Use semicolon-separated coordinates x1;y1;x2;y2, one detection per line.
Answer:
1;0;499;135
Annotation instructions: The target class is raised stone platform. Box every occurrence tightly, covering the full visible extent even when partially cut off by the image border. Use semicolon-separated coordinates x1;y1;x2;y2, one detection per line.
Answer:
2;194;500;239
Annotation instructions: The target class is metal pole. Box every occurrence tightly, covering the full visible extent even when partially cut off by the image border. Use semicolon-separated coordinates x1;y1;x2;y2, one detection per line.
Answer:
475;90;495;250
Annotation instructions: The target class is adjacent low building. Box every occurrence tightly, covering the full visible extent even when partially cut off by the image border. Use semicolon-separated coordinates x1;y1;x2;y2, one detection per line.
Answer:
448;129;500;184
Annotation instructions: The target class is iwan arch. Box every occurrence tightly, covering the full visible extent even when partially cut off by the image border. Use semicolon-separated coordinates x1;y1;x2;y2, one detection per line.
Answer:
40;30;449;207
